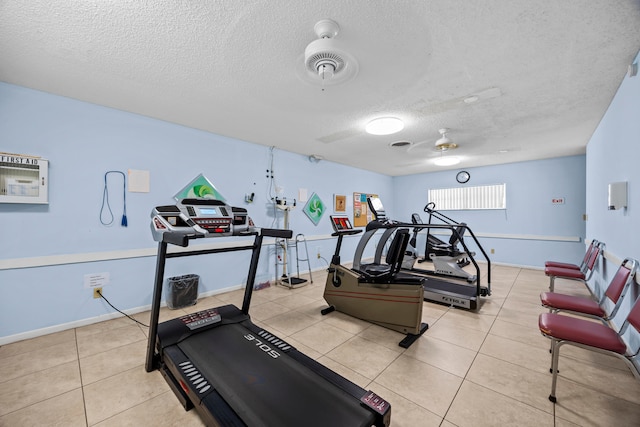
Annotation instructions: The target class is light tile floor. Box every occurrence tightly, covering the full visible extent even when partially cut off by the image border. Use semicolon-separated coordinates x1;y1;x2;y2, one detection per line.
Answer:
1;265;640;426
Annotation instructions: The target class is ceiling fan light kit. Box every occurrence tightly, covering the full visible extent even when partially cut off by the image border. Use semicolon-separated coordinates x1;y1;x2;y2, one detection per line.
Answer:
427;128;462;167
433;156;461;166
434;128;458;151
303;19;358;86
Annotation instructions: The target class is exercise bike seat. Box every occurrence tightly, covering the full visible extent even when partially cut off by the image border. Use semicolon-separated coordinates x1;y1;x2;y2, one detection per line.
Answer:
359;229;411;283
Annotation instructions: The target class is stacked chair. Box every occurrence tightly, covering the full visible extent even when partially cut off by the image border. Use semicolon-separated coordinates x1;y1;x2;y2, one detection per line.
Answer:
544;240;604;292
541;258;637;324
544;239;600;271
538;256;640;403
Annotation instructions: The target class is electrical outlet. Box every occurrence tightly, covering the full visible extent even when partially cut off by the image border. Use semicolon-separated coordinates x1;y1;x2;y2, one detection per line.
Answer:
93;287;102;299
490;248;495;254
316;247;321;259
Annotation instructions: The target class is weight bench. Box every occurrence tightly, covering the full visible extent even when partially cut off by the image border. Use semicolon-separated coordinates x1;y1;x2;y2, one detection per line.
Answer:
545;241;604;292
539;287;640;403
544;239;599;271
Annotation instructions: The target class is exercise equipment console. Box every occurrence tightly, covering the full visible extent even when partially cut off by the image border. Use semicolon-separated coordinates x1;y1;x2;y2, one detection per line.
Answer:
146;198;391;426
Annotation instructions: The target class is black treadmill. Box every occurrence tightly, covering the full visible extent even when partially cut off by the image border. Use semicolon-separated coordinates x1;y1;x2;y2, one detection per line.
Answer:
145;206;390;426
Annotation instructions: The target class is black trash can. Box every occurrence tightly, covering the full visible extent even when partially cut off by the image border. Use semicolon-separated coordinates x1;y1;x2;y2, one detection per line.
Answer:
166;274;199;309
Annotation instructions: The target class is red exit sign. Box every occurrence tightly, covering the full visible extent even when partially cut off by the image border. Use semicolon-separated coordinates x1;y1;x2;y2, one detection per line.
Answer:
552;198;565;204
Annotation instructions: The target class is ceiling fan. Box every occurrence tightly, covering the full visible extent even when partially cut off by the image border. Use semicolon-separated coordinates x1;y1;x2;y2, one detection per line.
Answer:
407;128;458;153
434;128;458;151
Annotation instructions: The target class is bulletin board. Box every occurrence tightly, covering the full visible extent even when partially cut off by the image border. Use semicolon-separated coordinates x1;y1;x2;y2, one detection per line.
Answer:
353;192;378;227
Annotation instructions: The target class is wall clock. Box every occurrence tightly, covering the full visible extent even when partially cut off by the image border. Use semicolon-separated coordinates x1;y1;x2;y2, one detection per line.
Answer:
456;170;470;184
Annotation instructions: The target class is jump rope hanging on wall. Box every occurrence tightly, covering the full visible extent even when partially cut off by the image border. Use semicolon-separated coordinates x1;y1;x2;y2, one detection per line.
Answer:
100;171;128;226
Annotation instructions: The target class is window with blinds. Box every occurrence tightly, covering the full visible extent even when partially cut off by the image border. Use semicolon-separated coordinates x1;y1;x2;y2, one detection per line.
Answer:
428;183;506;210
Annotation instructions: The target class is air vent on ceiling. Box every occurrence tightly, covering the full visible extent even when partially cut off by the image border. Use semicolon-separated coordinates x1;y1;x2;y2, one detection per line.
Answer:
390;141;412;148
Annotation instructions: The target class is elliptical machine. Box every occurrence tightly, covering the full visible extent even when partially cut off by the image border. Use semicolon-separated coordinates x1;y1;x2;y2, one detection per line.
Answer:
412;203;476;282
360;197;491;309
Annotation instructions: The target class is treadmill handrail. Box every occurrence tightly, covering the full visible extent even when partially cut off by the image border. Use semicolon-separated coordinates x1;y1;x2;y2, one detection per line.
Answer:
260;228;294;239
145;227;291;372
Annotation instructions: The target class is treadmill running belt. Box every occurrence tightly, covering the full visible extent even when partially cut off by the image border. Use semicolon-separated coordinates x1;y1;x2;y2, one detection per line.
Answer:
177;322;375;427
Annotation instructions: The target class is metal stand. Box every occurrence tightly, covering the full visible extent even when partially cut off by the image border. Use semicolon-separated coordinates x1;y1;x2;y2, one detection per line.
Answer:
276;234;312;288
273;202;313;288
295;233;313;285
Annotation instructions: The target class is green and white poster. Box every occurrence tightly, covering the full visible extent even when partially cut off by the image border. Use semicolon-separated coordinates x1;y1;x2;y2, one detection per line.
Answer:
303;192;325;225
174;174;226;201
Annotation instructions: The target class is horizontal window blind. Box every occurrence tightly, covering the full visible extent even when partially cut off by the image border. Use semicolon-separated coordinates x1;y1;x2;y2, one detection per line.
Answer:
428;183;506;210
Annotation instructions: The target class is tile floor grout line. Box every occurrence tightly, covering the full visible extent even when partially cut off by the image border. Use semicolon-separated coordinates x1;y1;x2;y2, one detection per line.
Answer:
88;389;175;426
75;328;90;427
0;334;88;422
0;336;77;362
461;376;555;418
438;266;517;424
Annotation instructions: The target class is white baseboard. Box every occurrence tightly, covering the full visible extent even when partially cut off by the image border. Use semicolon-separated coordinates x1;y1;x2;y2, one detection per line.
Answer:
0;283;244;346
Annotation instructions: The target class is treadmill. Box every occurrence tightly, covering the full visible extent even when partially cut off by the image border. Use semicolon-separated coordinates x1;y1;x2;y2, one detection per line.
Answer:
145;199;391;427
357;197;491;310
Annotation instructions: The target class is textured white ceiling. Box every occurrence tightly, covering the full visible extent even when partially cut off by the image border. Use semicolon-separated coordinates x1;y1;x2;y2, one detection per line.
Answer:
1;1;639;176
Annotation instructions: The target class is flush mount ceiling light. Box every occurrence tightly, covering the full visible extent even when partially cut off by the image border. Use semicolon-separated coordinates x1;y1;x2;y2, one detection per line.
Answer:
302;19;359;87
434;128;458;151
365;117;405;135
433;155;461;166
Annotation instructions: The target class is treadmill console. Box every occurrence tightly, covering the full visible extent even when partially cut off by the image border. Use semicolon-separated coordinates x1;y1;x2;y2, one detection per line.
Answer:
179;308;222;331
151;198;255;242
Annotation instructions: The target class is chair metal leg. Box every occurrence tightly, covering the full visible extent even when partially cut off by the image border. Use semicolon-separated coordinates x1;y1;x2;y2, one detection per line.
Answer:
548;338;558;370
549;276;555;292
549;339;561;403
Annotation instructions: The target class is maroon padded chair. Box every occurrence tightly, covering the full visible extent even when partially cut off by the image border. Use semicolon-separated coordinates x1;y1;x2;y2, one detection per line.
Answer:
539;292;640;403
545;242;603;292
541;258;637;322
544;239;598;271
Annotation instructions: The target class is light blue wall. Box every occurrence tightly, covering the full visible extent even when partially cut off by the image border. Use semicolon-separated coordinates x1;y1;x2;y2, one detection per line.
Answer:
0;82;392;339
0;72;612;342
392;156;587;268
585;49;640;333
